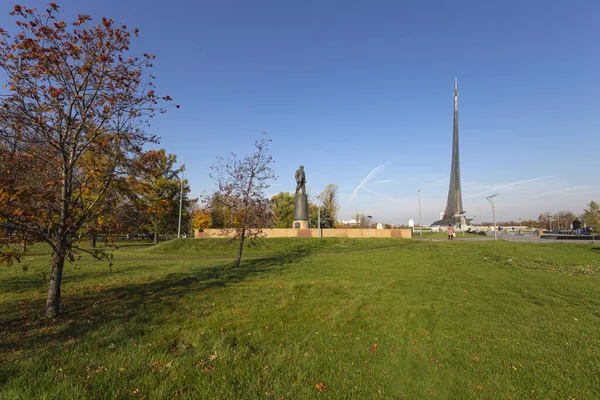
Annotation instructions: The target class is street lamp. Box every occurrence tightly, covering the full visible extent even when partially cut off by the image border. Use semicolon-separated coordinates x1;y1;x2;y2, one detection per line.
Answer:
317;195;322;237
418;189;422;237
592;208;596;244
486;194;499;242
367;215;373;228
177;162;185;239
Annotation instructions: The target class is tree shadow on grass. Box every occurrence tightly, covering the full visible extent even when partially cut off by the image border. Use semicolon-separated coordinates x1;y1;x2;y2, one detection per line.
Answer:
0;247;311;380
0;261;157;295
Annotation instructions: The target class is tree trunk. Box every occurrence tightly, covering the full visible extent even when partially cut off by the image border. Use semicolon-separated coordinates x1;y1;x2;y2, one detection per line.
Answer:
234;227;246;268
89;230;96;248
45;165;71;318
153;216;158;244
45;241;67;318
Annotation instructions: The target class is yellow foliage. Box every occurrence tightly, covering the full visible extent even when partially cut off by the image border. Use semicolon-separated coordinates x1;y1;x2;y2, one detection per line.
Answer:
193;211;210;230
232;210;245;228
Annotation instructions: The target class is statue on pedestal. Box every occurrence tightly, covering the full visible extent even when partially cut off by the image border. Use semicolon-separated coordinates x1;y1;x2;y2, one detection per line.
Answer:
293;165;309;227
295;165;306;195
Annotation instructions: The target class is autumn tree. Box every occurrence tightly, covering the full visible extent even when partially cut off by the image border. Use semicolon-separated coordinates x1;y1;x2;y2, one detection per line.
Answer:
554;210;576;230
208;134;276;268
130;149;188;244
537;212;552;230
78;139;129;248
111;189;147;238
271;192;295;228
192;209;210;231
520;220;539;228
352;213;371;228
583;201;600;231
0;4;175;317
205;192;230;229
189;200;210;232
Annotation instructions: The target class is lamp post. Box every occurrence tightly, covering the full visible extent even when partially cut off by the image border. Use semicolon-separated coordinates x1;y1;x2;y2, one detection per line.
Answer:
177;162;185;239
317;195;321;237
418;189;422;237
593;209;596;244
367;215;373;228
317;202;320;229
486;194;499;242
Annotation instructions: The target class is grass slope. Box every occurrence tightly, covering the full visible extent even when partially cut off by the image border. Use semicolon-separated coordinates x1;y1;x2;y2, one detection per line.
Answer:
1;238;599;399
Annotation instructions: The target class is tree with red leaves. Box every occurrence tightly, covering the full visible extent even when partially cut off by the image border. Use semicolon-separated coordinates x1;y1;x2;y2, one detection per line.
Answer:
209;134;276;268
0;4;175;317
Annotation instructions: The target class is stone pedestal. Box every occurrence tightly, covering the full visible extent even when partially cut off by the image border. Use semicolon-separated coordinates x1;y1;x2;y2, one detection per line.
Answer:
293;194;309;228
293;220;310;229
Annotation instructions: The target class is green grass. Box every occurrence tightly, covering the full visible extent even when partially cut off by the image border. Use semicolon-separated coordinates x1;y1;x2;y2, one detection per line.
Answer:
1;238;600;399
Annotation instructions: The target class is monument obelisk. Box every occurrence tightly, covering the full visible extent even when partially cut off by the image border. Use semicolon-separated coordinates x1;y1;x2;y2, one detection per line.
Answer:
293;165;309;229
433;78;465;226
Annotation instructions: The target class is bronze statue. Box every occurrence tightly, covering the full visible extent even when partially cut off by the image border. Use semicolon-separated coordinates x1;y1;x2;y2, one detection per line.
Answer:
295;165;306;195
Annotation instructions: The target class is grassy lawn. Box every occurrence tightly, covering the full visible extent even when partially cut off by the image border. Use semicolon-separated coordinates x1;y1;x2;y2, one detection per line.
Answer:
1;238;599;399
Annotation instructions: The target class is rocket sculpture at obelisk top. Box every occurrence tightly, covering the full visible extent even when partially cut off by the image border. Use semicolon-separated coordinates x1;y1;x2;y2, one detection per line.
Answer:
434;78;465;226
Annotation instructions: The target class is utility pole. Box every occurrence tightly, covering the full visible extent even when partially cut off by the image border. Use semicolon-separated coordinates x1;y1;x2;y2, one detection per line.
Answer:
177;162;185;238
418;189;422;237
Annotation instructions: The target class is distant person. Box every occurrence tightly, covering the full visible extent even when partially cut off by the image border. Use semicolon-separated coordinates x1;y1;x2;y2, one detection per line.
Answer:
447;224;455;240
572;217;582;235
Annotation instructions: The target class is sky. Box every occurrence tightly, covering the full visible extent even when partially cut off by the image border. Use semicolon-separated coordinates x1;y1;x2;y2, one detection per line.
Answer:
1;0;599;225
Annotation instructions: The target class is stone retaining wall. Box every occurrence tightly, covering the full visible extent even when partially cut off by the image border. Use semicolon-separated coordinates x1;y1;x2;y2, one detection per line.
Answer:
194;228;412;239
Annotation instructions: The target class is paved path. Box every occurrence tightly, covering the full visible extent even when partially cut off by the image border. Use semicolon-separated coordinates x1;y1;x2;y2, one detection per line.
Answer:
422;233;600;244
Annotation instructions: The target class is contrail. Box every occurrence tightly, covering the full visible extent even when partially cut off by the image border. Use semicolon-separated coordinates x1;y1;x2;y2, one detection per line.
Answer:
464;175;555;199
530;185;589;198
505;175;556;187
362;187;401;202
343;163;387;209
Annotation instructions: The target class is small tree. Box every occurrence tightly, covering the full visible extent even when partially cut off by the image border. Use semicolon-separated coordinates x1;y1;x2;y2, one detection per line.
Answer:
583;201;600;230
208;134;276;268
537;212;552;230
205;192;229;229
319;184;339;228
352;213;370;228
0;4;174;317
308;202;319;228
271;192;295;228
130;149;187;244
192;209;210;231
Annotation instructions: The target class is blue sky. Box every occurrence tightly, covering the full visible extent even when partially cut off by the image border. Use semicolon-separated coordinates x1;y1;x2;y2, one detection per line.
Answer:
2;1;599;224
